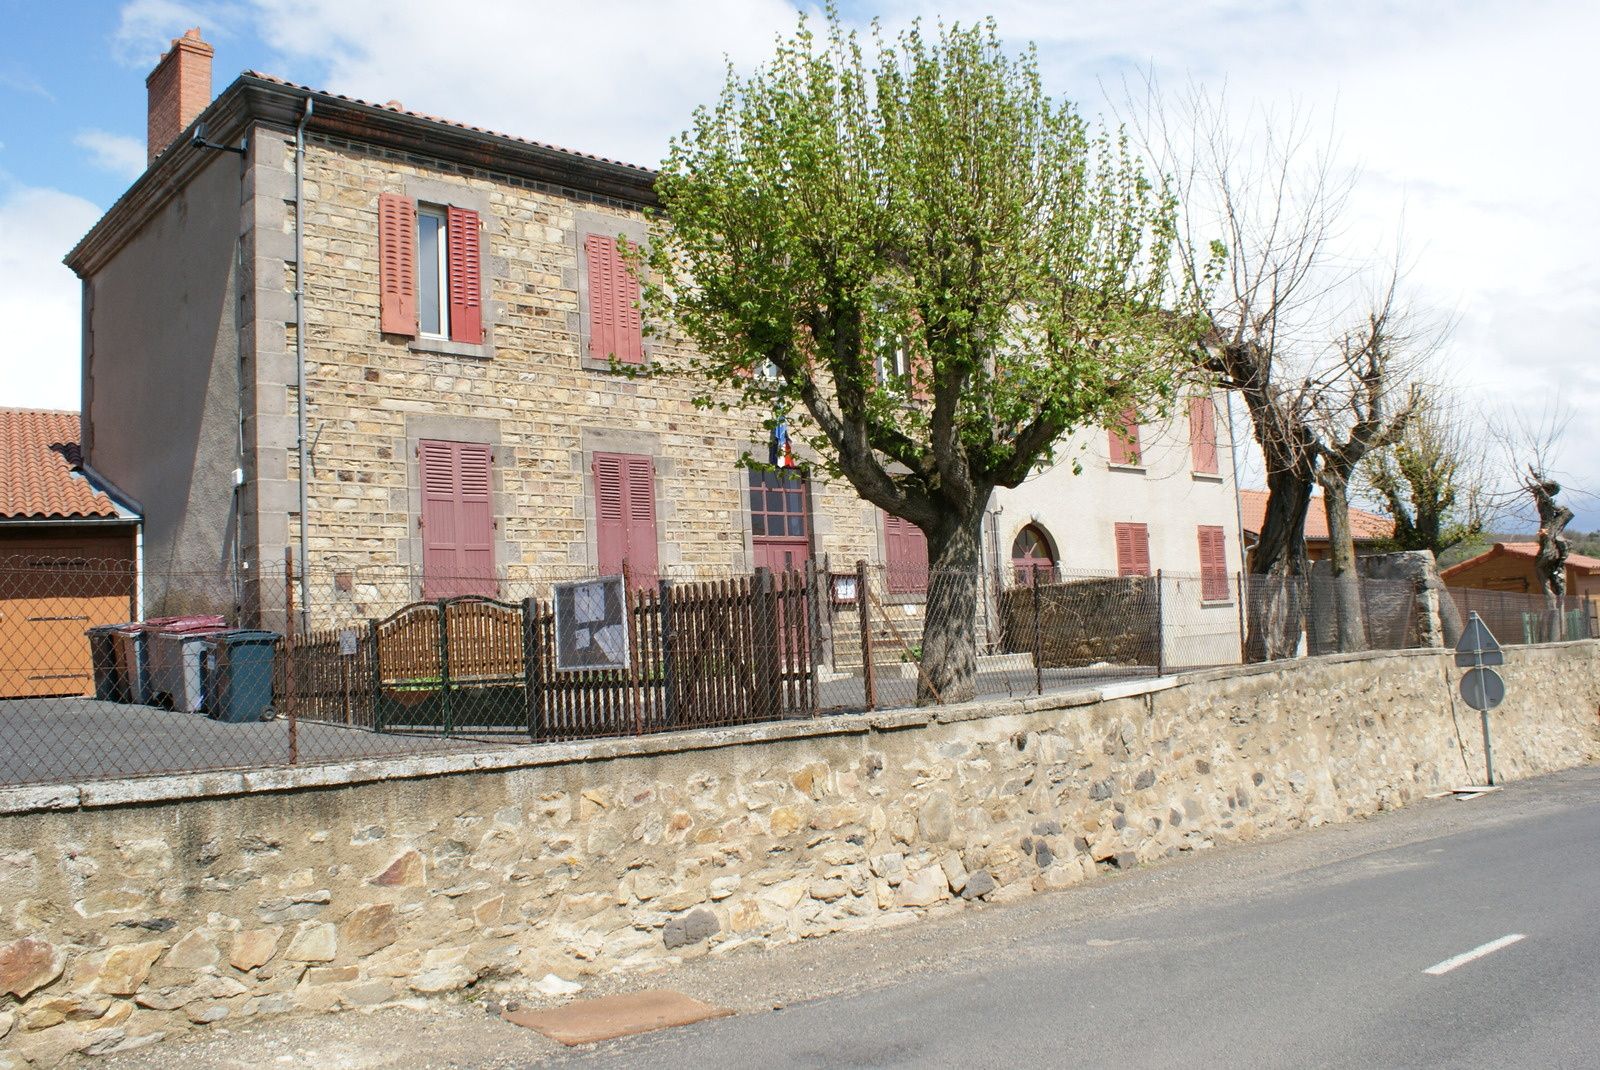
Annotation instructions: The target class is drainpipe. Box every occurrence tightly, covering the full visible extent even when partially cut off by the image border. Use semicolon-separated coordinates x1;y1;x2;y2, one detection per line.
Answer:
294;95;312;628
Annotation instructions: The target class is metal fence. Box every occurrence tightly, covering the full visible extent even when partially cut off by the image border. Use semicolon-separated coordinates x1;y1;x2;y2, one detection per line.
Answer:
0;553;1592;788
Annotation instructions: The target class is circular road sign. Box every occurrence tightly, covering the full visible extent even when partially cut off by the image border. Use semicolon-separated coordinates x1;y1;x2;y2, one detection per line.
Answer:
1460;666;1506;712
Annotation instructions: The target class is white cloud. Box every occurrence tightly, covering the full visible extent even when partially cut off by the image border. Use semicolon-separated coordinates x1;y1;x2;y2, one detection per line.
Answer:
0;186;100;410
247;0;802;168
73;130;147;180
113;0;242;67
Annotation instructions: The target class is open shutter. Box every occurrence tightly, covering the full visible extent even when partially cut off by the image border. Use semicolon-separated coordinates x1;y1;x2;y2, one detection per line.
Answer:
379;193;417;336
622;454;658;586
1115;522;1151;577
593;453;627;577
1108;407;1141;466
884;513;929;593
456;443;495;595
446;206;483;344
1197;525;1227;601
910;350;933;403
1190;396;1219;474
585;234;643;365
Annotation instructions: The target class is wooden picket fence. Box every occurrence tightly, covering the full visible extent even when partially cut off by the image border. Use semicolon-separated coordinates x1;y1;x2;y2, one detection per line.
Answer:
277;569;816;739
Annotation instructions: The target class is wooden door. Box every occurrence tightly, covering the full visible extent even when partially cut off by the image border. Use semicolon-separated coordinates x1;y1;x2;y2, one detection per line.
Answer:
0;529;136;698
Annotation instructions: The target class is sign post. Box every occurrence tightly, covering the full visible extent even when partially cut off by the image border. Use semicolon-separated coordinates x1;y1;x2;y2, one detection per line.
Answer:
1454;612;1506;786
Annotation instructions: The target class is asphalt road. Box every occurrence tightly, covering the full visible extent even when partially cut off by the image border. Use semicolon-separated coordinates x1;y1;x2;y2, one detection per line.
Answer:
547;772;1600;1070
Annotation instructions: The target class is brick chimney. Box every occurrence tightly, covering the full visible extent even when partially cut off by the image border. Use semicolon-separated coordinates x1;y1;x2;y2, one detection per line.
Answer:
145;27;214;165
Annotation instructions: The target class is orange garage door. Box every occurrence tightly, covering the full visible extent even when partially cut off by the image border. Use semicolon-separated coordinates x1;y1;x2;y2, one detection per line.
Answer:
0;530;136;699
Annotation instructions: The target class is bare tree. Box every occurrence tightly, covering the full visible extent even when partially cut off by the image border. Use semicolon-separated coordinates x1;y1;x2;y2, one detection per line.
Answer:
1358;388;1493;557
1311;280;1426;651
1490;402;1581;637
1127;84;1428;659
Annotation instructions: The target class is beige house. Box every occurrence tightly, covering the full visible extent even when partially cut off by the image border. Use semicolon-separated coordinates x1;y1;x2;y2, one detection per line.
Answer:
68;29;1244;648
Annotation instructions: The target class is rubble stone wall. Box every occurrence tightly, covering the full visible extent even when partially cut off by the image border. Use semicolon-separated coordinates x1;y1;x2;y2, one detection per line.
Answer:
2;642;1597;1066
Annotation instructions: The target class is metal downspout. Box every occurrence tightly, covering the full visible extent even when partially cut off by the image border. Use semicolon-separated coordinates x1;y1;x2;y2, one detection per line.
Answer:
294;96;312;629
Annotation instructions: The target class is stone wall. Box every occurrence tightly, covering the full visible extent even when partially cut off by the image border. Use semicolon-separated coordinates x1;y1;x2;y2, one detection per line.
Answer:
2;643;1597;1066
998;576;1159;668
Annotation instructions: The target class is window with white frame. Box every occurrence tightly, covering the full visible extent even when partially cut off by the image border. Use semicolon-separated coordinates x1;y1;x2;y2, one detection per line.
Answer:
416;205;450;338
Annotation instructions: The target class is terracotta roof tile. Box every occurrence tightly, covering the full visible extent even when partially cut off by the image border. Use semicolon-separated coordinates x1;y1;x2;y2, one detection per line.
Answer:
0;409;123;519
1238;489;1393;543
1441;542;1600;579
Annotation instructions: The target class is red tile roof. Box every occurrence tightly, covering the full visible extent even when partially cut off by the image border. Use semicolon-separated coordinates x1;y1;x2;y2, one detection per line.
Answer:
1440;542;1600;580
0;409;124;520
1238;489;1393;543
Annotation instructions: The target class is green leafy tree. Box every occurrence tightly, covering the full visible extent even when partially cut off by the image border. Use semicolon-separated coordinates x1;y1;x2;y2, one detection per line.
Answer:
639;12;1192;704
1359;394;1488;557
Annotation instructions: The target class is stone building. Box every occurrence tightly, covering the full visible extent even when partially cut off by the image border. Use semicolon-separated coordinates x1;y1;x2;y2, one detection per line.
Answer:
66;29;1241;639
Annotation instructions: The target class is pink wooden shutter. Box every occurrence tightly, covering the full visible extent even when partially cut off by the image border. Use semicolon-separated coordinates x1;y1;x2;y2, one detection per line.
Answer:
593;453;627;577
446;206;483;344
1108;407;1141;466
379;193;417;336
1190;397;1218;474
585;234;643;365
1115;522;1150;576
1197;525;1227;600
622;454;658;586
420;440;459;599
884;513;929;593
456;443;496;596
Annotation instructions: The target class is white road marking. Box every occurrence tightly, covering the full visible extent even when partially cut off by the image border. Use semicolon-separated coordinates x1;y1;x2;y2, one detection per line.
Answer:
1424;933;1527;976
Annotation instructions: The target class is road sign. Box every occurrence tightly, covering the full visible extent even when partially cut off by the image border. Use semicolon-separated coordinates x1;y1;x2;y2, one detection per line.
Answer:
1460;666;1505;712
1454;613;1504;667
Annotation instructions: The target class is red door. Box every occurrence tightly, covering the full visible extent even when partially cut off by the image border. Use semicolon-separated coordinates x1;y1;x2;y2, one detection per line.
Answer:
749;469;810;573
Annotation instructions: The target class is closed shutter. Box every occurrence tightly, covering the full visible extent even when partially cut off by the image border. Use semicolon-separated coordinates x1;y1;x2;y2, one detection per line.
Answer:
593;452;658;586
911;350;933;403
1114;522;1151;577
1190;396;1219;474
585;234;644;365
420;439;496;599
1108;407;1141;466
446;206;483;344
378;193;417;336
884;513;929;593
1197;525;1228;601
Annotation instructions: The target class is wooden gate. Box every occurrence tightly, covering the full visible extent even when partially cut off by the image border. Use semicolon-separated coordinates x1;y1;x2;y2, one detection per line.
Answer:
372;596;531;733
0;547;136;699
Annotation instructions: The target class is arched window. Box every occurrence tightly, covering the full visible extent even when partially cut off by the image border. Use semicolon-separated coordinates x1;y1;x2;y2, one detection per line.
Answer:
1011;524;1057;585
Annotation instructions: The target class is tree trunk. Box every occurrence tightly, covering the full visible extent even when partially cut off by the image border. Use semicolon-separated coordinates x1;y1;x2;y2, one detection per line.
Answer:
1245;468;1315;662
917;509;984;705
1319;472;1367;653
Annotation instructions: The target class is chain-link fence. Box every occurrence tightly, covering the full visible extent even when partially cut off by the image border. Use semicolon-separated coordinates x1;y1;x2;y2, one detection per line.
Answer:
1;553;1593;788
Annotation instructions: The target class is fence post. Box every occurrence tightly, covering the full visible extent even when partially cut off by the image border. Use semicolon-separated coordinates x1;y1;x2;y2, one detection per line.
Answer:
521;597;540;741
368;618;383;733
805;557;826;671
1031;567;1043;696
658;579;675;728
1236;571;1247;664
753;567;779;721
1156;568;1166;676
284;547;298;765
857;559;875;711
436;600;452;737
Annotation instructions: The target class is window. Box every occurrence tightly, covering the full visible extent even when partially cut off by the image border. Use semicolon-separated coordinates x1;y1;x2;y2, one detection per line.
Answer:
1108;407;1142;467
1197;525;1229;601
1011;524;1057;585
884;513;929;593
1114;522;1151;577
419;439;496;599
749;470;811;572
584;234;644;365
1189;396;1219;475
377;194;483;344
593;452;658;587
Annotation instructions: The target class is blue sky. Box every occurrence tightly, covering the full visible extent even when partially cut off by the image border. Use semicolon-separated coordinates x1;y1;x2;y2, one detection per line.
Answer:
2;1;1596;527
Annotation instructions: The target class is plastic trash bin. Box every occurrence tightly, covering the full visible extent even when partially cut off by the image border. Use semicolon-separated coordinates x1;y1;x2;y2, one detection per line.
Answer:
85;625;128;702
112;625;151;704
204;631;281;723
148;622;230;712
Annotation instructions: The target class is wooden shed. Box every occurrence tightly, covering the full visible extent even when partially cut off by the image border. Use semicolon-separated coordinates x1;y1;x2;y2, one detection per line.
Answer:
0;409;140;698
1441;541;1600;605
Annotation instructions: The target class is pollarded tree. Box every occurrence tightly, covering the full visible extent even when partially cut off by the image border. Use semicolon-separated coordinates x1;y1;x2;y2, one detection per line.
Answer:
639;14;1192;704
1359;391;1490;557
